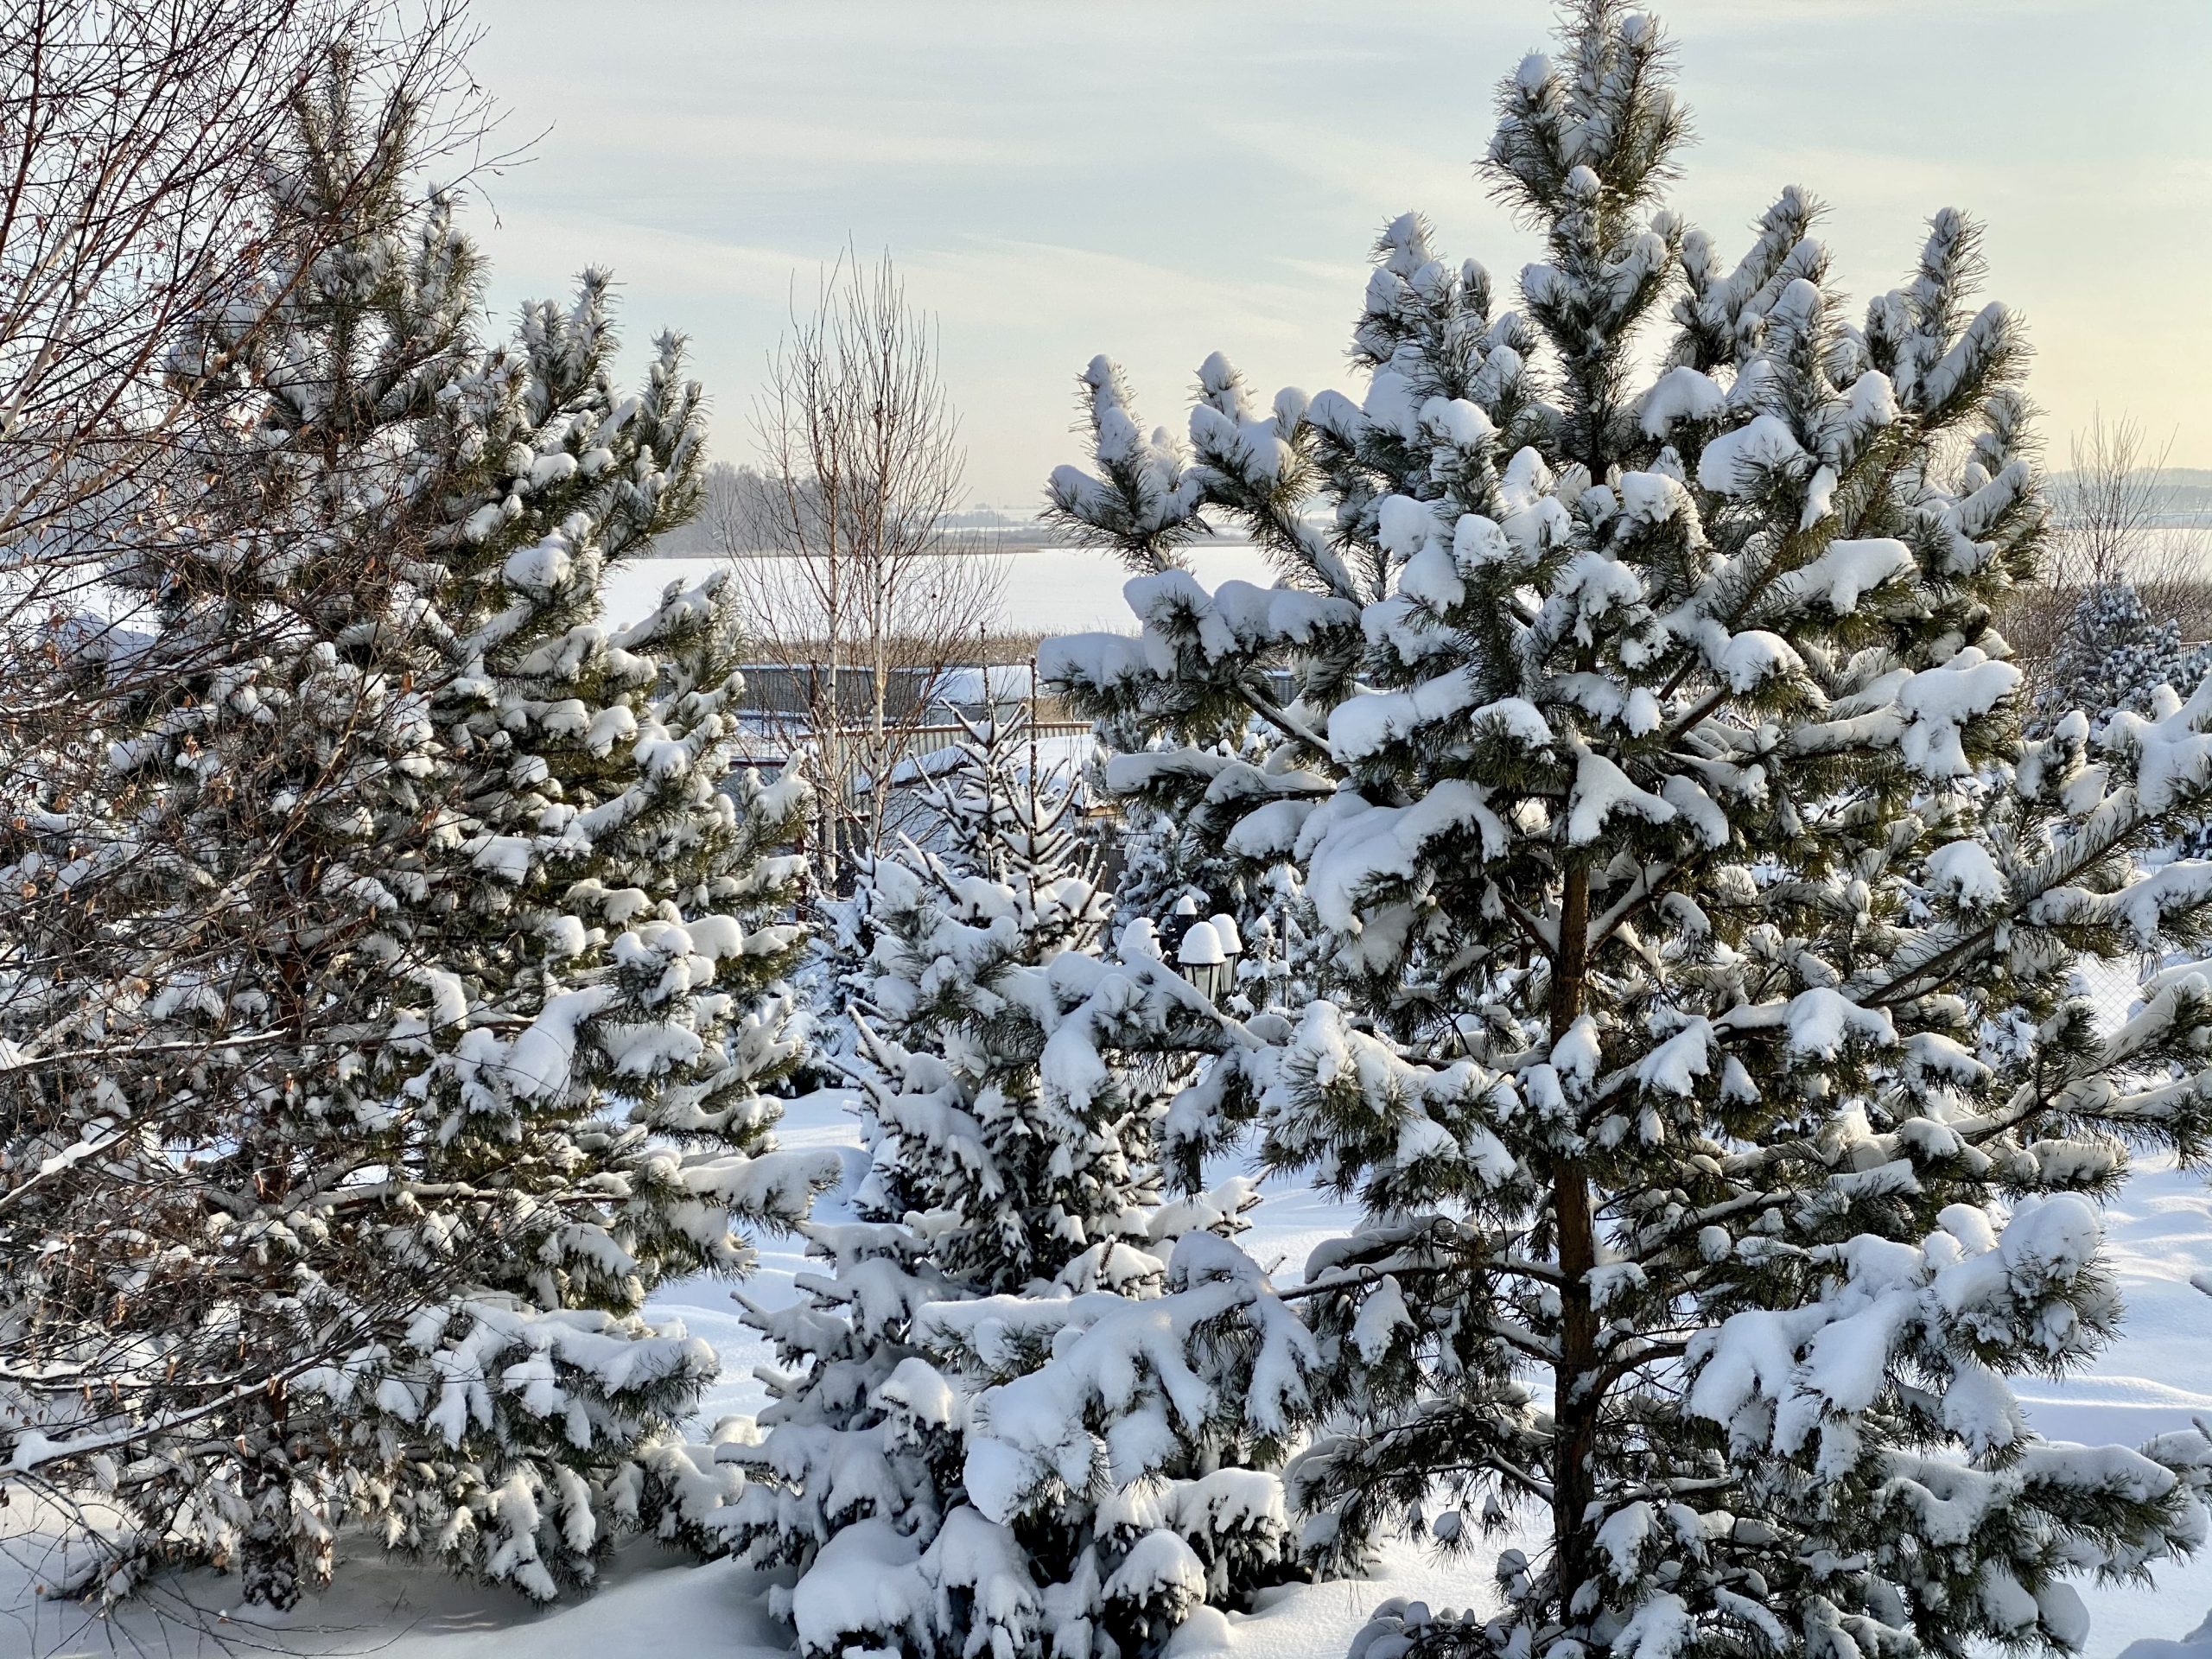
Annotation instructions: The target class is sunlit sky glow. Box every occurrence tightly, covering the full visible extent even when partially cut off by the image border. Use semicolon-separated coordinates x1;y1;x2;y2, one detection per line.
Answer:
467;0;2212;505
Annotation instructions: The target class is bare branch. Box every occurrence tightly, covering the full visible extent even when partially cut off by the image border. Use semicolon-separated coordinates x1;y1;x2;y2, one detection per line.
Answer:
728;248;1006;886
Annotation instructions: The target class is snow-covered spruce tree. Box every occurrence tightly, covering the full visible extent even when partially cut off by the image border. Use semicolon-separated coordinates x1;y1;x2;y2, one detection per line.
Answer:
1091;728;1322;1024
2031;582;2212;861
719;727;1310;1659
1082;733;1239;931
917;707;1088;889
804;708;1086;1075
2031;579;2212;738
1043;4;2212;1652
0;65;830;1605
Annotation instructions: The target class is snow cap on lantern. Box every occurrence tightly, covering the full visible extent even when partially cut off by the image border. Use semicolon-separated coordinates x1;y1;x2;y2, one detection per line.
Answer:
1119;918;1161;959
1178;920;1225;967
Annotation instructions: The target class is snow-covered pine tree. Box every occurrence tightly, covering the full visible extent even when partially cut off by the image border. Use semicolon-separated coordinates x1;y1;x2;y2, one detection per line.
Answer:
1043;4;2212;1652
334;293;834;1599
0;60;831;1605
0;67;483;1604
719;726;1311;1658
1097;792;1204;929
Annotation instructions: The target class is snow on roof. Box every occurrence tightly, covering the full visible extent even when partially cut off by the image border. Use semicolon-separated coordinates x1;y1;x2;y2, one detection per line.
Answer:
927;664;1041;704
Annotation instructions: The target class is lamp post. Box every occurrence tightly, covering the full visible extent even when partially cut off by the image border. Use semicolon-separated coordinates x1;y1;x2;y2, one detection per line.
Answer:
1207;912;1244;1005
1178;919;1227;1001
1161;893;1200;961
1118;917;1162;961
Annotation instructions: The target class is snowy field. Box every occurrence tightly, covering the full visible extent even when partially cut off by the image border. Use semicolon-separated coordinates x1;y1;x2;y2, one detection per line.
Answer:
7;1082;2212;1657
600;545;1283;639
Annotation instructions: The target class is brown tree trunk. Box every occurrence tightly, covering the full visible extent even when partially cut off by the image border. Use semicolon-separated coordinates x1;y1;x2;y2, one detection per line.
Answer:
1548;862;1599;1624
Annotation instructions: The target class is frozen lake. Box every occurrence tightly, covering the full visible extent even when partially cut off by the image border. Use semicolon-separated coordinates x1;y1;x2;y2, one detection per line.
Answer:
600;543;1282;639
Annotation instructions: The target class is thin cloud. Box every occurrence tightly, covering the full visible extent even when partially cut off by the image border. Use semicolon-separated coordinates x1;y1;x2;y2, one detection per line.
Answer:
467;0;2212;498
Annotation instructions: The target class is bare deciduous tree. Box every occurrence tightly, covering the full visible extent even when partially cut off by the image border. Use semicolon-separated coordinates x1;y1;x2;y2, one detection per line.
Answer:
731;251;1005;886
0;0;495;643
2047;410;2191;590
2004;410;2212;682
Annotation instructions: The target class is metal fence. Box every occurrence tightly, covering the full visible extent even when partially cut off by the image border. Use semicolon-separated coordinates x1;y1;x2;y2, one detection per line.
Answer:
728;716;1101;777
729;662;1300;725
732;664;925;722
2077;951;2161;1035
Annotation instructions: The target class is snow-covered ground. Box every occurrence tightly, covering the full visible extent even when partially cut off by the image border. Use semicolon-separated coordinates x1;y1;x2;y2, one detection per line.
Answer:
0;1091;1485;1659
601;545;1282;639
8;1079;2210;1656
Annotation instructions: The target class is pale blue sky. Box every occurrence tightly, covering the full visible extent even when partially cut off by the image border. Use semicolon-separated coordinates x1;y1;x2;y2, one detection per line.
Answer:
467;0;2212;504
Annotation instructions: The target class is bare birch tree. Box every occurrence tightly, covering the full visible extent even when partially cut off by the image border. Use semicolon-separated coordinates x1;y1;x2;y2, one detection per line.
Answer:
2005;410;2212;678
732;251;1004;886
0;0;494;647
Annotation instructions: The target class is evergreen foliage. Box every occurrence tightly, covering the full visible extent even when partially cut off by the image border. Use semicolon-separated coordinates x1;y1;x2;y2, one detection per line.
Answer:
0;60;832;1605
806;708;1089;1078
2032;582;2212;860
1042;4;2212;1652
719;718;1311;1659
1095;732;1321;1023
2032;578;2212;737
918;708;1089;891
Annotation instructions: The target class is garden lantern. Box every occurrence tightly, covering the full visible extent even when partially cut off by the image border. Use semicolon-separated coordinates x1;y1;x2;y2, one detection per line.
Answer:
1177;918;1227;1001
1208;912;1245;1001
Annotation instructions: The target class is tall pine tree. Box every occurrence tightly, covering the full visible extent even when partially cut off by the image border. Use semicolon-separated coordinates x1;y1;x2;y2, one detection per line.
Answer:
0;57;831;1605
1045;4;2212;1651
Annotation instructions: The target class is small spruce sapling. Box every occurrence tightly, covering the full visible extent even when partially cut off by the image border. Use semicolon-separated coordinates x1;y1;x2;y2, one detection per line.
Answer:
720;715;1312;1659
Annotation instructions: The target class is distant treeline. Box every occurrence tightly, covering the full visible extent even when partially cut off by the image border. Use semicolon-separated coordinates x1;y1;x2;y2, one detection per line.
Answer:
645;464;2212;557
645;462;1057;555
2045;467;2212;524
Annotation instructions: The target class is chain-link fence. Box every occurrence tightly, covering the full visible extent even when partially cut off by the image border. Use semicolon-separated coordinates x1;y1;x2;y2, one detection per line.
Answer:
2077;951;2166;1036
